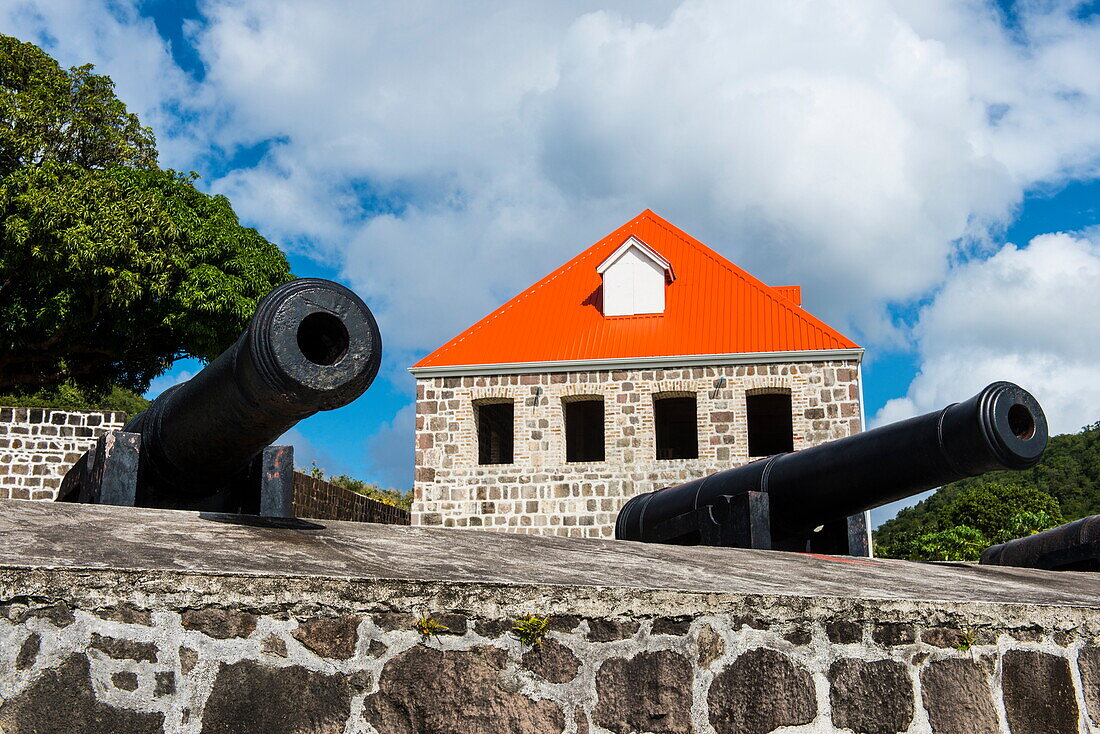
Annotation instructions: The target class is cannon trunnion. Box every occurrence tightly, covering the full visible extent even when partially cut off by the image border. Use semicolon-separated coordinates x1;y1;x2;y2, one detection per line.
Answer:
615;382;1049;556
58;278;381;516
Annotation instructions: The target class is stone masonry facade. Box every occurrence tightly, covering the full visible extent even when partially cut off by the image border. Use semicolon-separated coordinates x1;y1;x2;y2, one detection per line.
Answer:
0;407;126;501
413;359;861;536
1;567;1097;733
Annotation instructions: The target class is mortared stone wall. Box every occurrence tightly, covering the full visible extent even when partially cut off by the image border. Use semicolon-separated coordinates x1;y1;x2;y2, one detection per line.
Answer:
0;407;126;501
292;471;410;525
413;359;862;537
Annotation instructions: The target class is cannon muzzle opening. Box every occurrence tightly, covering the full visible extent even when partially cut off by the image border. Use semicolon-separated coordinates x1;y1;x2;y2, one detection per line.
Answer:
959;381;1046;472
243;277;381;411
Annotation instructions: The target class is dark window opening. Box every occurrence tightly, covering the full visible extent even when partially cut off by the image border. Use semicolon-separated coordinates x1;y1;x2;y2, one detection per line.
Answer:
565;399;605;462
477;402;514;465
747;392;794;456
655;396;697;459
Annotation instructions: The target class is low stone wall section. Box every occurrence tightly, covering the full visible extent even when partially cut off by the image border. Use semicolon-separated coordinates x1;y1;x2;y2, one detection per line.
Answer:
0;577;1097;733
0;501;1097;734
292;472;409;525
0;407;125;501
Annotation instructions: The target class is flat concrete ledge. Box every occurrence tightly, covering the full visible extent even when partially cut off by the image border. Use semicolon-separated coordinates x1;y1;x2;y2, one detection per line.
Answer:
0;499;1097;610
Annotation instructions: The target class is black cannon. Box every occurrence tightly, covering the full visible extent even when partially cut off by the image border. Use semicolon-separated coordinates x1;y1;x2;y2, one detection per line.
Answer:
58;278;381;516
980;515;1100;571
616;382;1048;556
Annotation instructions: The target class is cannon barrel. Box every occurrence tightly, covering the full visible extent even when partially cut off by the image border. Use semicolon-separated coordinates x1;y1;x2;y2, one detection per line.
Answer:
980;515;1100;571
118;277;380;506
616;382;1048;547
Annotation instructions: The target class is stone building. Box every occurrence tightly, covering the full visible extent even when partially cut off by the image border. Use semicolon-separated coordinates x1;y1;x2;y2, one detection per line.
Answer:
409;210;864;537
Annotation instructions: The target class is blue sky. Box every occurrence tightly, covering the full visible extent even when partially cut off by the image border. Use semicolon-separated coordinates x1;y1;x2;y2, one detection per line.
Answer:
5;0;1100;526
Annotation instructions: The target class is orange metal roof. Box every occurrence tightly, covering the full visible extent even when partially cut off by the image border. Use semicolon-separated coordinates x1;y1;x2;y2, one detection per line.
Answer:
413;210;859;370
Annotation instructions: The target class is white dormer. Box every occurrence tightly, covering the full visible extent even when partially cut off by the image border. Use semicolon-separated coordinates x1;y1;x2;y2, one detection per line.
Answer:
596;236;674;316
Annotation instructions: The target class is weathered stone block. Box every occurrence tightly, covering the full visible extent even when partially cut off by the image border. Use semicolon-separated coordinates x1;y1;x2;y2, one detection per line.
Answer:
15;632;40;670
1080;646;1100;726
179;646;198;674
594;650;693;734
292;616;361;660
651;616;691;636
1001;650;1079;734
89;632;157;662
155;671;176;697
112;671;138;691
829;658;913;734
825;620;862;643
521;639;581;683
586;618;639;642
783;627;812;646
373;612;416;631
921;626;967;648
1;602;75;628
708;648;816;734
921;658;999;734
697;624;725;667
872;623;915;646
94;603;153;626
181;607;257;639
262;634;288;657
364;646;564;734
202;660;352;734
0;654;163;733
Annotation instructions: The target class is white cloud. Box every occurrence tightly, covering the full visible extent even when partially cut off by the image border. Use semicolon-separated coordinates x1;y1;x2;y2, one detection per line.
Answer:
874;232;1100;435
363;403;415;489
144;369;196;400
175;0;1100;362
8;0;1100;363
0;0;206;169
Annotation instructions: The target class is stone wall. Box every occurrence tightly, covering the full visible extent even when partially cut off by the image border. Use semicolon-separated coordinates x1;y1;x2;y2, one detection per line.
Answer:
293;472;410;525
413;359;861;537
0;407;126;501
3;587;1098;733
0;501;1097;734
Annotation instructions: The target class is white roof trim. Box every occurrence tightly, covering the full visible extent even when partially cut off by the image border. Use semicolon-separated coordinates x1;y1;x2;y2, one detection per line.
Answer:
409;347;863;377
596;236;674;281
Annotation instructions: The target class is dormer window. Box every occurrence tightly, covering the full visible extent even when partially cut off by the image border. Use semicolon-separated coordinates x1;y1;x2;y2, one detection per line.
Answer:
596;236;674;316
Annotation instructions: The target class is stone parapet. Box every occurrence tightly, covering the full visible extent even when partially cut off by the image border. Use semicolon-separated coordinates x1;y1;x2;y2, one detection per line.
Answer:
0;501;1097;733
413;360;861;537
292;471;410;525
0;407;126;501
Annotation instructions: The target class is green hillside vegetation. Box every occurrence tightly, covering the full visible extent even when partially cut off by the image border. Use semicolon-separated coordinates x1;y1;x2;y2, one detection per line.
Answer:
874;421;1100;560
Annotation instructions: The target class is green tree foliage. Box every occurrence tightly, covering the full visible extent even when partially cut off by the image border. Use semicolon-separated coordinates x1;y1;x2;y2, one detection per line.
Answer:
913;525;988;562
875;422;1100;560
944;483;1063;542
0;381;149;417
0;34;292;395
